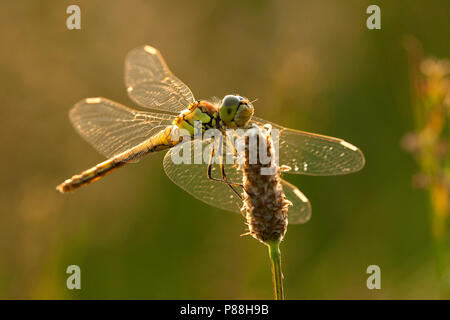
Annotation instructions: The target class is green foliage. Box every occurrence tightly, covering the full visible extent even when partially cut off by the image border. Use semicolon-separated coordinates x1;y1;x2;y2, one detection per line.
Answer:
403;38;450;297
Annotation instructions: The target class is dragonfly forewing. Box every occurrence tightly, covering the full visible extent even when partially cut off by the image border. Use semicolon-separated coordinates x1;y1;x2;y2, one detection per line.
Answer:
125;45;195;114
251;116;365;176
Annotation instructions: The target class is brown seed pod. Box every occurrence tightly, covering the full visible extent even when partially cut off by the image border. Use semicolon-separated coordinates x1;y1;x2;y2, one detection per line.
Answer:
241;125;291;244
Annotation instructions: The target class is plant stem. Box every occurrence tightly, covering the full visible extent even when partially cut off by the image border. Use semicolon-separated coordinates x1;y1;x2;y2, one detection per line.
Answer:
429;180;450;297
267;240;284;300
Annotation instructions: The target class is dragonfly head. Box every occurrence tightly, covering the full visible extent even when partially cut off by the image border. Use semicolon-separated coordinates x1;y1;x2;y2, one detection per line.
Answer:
219;95;254;128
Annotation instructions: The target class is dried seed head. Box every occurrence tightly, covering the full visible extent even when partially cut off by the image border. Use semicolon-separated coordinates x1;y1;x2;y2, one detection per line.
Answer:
241;125;291;244
420;58;450;79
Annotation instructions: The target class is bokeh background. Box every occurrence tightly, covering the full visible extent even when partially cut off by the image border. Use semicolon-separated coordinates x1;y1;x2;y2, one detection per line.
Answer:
1;0;450;299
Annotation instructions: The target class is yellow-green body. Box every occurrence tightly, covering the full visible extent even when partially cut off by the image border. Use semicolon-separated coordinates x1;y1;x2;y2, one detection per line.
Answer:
57;100;221;193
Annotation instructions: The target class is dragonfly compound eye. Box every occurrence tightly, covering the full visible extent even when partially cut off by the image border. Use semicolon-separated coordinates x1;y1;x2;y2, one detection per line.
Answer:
222;95;241;108
219;95;240;124
220;95;253;127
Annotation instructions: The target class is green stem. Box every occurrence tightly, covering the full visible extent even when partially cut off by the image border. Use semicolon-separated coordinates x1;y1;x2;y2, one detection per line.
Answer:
267;240;284;300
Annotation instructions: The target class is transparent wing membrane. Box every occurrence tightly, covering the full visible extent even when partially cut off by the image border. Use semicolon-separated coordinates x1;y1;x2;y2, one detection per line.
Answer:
70;97;174;159
64;44;364;224
251;116;365;176
163;138;311;224
163;138;244;214
281;179;311;224
125;45;195;113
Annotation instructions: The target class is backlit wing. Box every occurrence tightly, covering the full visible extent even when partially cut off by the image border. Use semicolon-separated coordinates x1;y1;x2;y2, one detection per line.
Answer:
281;179;311;224
70;97;174;160
125;45;195;114
251;116;365;175
163;138;244;214
163;138;311;224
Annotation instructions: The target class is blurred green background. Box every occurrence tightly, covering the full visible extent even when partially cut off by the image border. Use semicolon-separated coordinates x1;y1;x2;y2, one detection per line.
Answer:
1;0;450;299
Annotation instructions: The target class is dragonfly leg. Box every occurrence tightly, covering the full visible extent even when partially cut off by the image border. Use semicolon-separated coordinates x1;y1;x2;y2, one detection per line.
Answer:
219;156;251;219
219;162;243;201
206;142;243;200
217;134;245;187
224;134;256;197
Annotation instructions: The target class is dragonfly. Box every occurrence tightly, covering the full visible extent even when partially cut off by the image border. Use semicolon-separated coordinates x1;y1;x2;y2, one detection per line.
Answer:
57;45;365;224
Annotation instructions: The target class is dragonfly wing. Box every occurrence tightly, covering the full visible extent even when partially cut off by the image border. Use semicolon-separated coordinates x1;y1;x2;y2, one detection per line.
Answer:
163;138;243;214
163;136;312;224
70;97;174;160
251;116;365;175
281;179;311;224
125;45;195;114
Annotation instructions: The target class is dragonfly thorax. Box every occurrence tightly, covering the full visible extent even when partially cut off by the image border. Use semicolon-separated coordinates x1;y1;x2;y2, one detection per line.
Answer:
173;96;254;136
174;100;221;135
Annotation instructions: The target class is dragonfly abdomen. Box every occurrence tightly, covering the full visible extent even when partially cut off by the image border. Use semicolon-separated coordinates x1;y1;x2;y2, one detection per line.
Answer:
57;125;179;193
56;157;126;193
